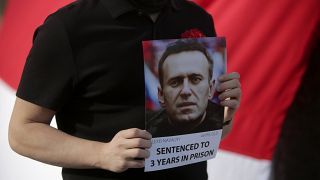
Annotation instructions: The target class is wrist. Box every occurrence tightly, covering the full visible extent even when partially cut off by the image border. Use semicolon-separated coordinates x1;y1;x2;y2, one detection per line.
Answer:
91;142;107;169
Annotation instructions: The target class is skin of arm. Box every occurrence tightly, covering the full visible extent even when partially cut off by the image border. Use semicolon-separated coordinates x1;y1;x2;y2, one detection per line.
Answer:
8;98;152;173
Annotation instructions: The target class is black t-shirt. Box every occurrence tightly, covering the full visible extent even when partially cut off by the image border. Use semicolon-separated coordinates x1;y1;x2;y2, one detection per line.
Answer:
17;0;216;179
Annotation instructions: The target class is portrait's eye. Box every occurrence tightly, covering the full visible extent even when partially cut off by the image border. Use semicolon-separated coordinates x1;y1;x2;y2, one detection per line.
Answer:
169;78;182;88
190;75;202;84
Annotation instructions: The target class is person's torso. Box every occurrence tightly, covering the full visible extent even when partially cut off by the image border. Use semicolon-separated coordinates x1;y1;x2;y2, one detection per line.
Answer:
51;0;215;179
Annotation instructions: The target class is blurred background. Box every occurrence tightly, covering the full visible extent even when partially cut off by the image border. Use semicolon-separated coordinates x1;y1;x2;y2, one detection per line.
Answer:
0;0;319;180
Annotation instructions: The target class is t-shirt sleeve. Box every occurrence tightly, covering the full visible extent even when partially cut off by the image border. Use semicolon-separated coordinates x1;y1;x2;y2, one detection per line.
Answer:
16;14;76;112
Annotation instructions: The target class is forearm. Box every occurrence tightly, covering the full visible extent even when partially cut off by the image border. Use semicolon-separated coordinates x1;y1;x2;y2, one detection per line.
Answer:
9;121;104;169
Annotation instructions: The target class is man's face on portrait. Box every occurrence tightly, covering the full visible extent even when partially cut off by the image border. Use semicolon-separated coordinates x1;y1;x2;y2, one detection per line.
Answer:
158;50;213;124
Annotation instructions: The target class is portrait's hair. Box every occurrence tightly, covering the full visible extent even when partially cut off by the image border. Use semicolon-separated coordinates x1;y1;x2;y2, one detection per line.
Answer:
158;40;214;87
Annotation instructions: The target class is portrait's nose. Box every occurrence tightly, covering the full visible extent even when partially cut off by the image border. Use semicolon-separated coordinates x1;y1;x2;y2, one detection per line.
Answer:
180;79;192;97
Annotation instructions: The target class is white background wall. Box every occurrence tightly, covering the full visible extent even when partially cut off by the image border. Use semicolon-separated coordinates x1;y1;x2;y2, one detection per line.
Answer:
0;79;62;180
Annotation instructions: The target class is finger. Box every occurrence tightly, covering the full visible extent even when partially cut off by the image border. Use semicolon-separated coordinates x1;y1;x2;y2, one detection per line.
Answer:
218;88;241;101
217;79;241;92
126;159;145;169
120;128;152;139
125;148;150;159
220;99;240;109
218;72;240;82
123;138;152;149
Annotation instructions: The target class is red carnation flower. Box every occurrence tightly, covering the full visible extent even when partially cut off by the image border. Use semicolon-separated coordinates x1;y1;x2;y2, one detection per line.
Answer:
181;28;206;38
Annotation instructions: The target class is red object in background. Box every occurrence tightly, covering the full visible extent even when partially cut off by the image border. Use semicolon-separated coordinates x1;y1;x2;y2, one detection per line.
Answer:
195;0;319;160
0;0;74;89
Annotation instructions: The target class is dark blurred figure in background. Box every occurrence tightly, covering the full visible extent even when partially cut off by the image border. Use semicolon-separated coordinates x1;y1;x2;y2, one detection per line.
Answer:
272;37;320;180
0;0;6;22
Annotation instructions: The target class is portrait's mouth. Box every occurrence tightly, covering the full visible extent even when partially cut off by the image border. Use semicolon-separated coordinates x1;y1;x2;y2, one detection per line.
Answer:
177;102;196;108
